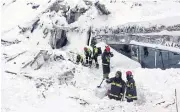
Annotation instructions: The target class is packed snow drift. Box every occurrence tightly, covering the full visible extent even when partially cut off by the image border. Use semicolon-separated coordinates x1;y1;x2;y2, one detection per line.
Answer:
1;0;180;112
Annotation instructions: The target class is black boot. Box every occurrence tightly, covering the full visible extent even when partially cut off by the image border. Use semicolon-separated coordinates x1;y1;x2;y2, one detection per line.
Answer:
127;99;133;102
96;64;99;68
89;60;92;67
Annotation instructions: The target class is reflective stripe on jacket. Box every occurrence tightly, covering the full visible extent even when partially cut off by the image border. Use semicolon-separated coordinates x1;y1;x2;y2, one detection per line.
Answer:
125;78;137;100
84;48;92;57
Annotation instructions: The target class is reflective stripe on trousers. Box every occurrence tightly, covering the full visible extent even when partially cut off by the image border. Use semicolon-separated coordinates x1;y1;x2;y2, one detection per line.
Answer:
102;63;109;65
125;94;137;99
109;93;119;98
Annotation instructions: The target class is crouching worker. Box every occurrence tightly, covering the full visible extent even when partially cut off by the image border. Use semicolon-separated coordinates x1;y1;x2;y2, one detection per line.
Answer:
84;47;92;66
125;71;137;102
76;54;84;65
106;71;126;101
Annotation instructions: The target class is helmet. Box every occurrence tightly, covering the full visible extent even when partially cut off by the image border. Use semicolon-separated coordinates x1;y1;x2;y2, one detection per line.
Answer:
84;47;88;51
106;46;110;52
115;71;122;78
126;71;133;79
126;71;132;76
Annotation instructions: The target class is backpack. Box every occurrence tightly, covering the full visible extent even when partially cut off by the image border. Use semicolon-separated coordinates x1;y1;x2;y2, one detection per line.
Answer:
97;47;102;55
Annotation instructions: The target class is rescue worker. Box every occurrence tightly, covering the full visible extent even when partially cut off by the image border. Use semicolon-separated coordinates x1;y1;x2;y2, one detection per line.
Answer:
106;71;126;101
125;71;137;102
76;54;84;64
84;47;92;66
101;46;113;79
92;45;99;68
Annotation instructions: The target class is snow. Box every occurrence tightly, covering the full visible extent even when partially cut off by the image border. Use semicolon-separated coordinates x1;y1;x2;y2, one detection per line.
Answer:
1;0;180;112
97;42;141;68
130;41;180;53
73;0;180;28
1;0;57;32
135;30;180;36
2;63;180;112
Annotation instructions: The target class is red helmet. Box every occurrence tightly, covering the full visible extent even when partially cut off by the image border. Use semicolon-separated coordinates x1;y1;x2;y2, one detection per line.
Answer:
106;46;110;52
126;71;132;76
84;47;87;51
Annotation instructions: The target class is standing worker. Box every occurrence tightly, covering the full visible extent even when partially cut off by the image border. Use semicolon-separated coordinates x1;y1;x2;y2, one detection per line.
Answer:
101;46;113;79
92;45;100;68
125;71;137;102
106;71;126;101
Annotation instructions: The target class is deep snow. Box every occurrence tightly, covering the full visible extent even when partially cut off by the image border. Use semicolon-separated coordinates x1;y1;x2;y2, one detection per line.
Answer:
1;0;180;112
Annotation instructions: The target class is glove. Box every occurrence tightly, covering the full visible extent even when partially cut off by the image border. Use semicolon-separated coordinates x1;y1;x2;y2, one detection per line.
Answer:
106;79;111;83
110;52;114;57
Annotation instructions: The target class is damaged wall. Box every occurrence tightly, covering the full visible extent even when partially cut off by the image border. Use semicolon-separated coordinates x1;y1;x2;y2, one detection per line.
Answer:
50;28;68;49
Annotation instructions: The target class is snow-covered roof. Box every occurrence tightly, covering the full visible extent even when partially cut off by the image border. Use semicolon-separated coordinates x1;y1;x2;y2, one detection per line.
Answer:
130;41;180;53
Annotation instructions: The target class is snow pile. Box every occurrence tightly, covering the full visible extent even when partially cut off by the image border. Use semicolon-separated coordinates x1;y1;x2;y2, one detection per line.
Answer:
74;0;180;28
97;42;141;68
2;62;180;112
1;0;180;112
2;0;180;50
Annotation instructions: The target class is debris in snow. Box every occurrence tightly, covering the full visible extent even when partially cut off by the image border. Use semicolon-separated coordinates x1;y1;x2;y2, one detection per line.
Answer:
48;0;51;3
21;50;51;70
7;51;27;62
175;89;179;112
31;19;40;33
156;101;165;105
23;75;33;80
18;25;29;34
30;50;50;69
49;0;64;12
35;77;54;90
5;70;17;75
22;61;33;68
67;5;89;24
83;0;93;6
43;28;49;38
54;54;65;61
110;0;116;3
69;96;89;106
1;39;21;46
70;81;76;87
95;1;110;15
50;29;68;49
32;5;40;9
165;99;175;108
42;93;46;98
58;70;74;85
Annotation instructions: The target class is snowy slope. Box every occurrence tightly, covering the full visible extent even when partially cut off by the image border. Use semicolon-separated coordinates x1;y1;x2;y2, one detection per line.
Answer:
2;61;180;112
1;0;180;112
73;0;180;28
